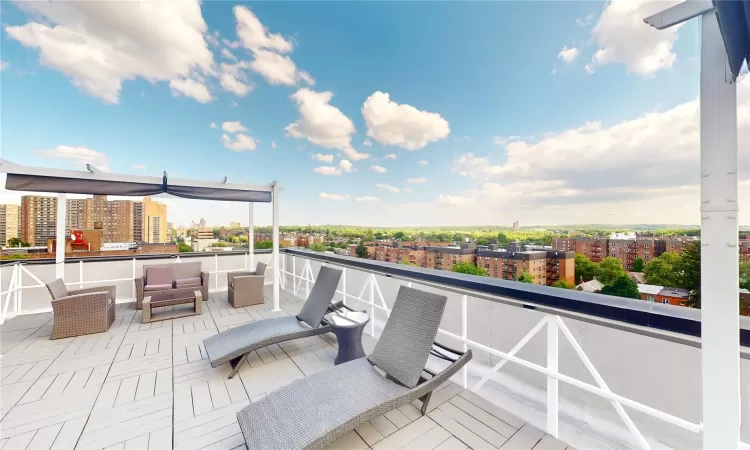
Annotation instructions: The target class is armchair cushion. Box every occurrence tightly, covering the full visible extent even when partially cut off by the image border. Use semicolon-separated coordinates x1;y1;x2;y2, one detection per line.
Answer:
146;267;174;289
47;278;69;300
175;276;202;288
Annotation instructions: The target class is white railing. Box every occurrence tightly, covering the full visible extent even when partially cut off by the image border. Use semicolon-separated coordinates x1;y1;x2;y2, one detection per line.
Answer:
279;252;750;450
0;251;274;322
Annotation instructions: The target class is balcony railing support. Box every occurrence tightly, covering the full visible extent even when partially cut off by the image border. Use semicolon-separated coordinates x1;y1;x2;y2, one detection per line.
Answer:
55;193;67;279
546;316;559;438
461;294;468;389
248;202;254;269
271;182;280;312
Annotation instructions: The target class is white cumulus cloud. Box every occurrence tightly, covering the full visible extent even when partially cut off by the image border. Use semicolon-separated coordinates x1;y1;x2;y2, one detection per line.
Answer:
313;153;334;164
362;91;450;150
418;160;429;165
376;184;399;193
320;192;349;200
313;166;342;176
558;46;581;65
5;1;214;104
371;165;387;174
587;0;683;76
339;160;352;172
438;195;476;206
285;88;369;160
221;133;257;152
222;121;247;133
42;145;110;171
407;177;427;184
210;122;217;129
356;196;379;202
383;153;397;160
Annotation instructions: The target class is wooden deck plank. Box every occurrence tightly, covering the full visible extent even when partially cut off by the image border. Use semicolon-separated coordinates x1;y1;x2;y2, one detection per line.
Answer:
428;408;495;450
500;424;546;450
533;434;568;450
372;416;437;450
401;425;453;450
434;436;469;450
449;395;517;438
439;401;508;447
326;431;369;450
354;421;385;446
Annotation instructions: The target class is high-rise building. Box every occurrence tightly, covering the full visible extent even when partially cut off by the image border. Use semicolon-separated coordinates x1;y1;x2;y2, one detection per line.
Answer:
105;200;135;242
133;202;144;243
0;204;21;247
512;221;520;231
142;197;168;243
199;217;207;228
230;221;241;228
21;196;57;246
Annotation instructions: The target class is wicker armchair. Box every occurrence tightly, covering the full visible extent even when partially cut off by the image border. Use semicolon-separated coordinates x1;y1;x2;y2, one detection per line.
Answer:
227;262;266;308
46;279;116;340
134;262;209;310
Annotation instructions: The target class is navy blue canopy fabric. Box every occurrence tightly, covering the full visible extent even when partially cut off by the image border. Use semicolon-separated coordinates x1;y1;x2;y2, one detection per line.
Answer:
715;0;750;79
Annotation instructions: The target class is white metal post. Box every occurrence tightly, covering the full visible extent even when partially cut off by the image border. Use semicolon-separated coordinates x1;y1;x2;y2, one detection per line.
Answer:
271;183;280;312
699;11;740;450
132;258;136;302
292;256;297;296
248;203;255;269
214;254;219;292
79;261;83;289
55;193;66;279
369;274;375;337
547;317;559;437
461;294;468;389
16;262;23;313
342;267;347;306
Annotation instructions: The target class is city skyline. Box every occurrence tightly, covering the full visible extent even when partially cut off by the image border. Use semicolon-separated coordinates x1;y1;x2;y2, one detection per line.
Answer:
1;1;748;227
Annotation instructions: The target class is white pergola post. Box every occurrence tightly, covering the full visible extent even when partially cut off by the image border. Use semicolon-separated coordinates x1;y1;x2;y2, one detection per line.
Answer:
248;203;254;268
699;12;740;449
272;182;280;311
55;193;67;279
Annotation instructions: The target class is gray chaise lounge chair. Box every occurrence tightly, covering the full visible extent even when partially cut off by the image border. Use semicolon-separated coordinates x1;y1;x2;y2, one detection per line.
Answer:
204;265;343;378
236;285;473;450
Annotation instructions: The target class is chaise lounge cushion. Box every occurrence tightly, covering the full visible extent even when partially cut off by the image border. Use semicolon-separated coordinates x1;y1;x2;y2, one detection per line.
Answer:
237;358;408;450
175;276;201;288
145;267;174;291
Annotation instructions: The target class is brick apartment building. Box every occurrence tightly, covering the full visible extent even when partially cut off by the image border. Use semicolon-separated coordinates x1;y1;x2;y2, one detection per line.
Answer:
552;237;607;262
740;235;749;262
352;240;575;287
608;237;657;271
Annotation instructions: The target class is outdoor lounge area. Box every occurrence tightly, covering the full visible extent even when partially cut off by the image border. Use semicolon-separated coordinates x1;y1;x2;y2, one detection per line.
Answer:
0;285;568;450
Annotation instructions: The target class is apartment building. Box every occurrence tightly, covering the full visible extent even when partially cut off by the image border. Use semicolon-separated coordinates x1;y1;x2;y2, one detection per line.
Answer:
609;237;657;271
105;200;135;242
133;202;144;243
424;243;476;272
372;242;426;266
552;237;608;262
21;196;57;246
0;204;21;246
142;197;168;243
477;245;575;286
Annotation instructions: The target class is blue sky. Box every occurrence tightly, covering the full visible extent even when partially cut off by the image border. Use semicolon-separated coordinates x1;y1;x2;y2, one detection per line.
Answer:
1;1;747;227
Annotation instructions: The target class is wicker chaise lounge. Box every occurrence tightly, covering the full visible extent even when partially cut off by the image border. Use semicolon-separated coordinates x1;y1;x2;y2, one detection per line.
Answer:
235;285;473;450
204;265;343;378
46;279;116;340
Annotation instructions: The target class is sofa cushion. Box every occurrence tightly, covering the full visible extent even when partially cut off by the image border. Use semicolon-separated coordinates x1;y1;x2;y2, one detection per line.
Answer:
144;283;172;292
175;277;201;288
147;267;174;286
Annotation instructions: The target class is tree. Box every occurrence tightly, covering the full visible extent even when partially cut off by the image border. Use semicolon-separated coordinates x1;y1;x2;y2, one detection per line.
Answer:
643;252;682;287
552;279;575;289
574;253;601;282
597;257;627;285
392;231;406;240
600;276;640;299
309;242;326;252
677;240;701;307
632;257;645;273
355;241;370;259
517;271;534;283
7;237;21;247
452;262;487;276
255;240;273;249
21;241;30;247
740;261;750;288
178;243;193;252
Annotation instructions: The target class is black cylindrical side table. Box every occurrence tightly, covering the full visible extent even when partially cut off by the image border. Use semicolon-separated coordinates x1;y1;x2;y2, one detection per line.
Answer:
324;311;370;365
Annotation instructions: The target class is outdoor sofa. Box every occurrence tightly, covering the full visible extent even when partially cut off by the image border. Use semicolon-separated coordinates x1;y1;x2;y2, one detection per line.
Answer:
134;262;209;310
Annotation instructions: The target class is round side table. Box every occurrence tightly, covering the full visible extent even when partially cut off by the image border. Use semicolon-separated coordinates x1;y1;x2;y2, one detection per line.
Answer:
324;310;370;365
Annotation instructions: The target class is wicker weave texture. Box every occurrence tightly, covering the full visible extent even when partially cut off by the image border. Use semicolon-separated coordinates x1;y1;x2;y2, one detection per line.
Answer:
135;263;209;309
368;286;447;388
296;266;342;328
49;288;116;340
228;275;265;308
203;316;330;367
237;351;472;450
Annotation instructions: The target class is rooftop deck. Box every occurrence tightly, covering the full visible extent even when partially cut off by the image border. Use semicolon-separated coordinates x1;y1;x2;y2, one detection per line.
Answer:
0;286;569;450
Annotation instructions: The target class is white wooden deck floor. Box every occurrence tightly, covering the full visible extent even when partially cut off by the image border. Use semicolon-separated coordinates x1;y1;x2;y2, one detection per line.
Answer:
0;288;571;450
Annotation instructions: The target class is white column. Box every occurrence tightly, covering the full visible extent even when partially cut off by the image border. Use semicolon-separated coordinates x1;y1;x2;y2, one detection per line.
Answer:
248;203;255;268
700;11;740;450
272;183;280;311
55;193;67;279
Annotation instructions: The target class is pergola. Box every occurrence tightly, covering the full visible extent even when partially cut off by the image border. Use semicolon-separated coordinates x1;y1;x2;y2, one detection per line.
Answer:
0;159;283;311
644;2;749;449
